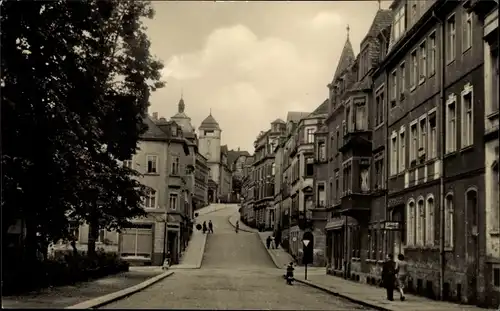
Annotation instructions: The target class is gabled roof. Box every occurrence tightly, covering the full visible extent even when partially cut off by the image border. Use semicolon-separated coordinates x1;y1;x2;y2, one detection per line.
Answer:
361;9;393;46
309;99;329;117
141;116;190;155
271;118;285;124
333;37;355;82
227;150;251;166
286;111;310;123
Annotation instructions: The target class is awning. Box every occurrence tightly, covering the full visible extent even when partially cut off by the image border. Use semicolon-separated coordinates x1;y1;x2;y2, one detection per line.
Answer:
325;216;358;231
167;214;183;224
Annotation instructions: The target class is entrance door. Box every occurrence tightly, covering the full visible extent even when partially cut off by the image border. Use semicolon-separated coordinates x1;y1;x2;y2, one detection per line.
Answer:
466;190;479;303
392;205;405;256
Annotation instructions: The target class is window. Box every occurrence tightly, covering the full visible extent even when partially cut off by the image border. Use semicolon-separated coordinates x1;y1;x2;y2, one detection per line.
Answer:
444;194;454;248
492;155;499;232
317;183;326;207
416;199;425;245
419;117;427;161
429;32;436;75
271;163;276;176
305;157;314;177
169;193;178;210
466;189;478;228
446;95;457;153
400;62;406;95
144;189;157;208
374;153;385;190
393;5;406;42
171;125;178;137
426;196;435;246
355;101;366;130
306;128;315;143
399;127;406;172
375;89;385;126
411;4;417;20
343;163;352;194
146;155;158;174
461;84;474;147
335;171;339;200
426;112;437;159
447;15;456;62
391;70;397;106
171;157;180;175
410;50;418;88
123;160;133;169
318;141;326;161
463;11;472;51
419;41;427;81
491;48;499;113
97;229;106;243
407;200;416;246
391;132;398;176
410;122;418;163
369;229;378;260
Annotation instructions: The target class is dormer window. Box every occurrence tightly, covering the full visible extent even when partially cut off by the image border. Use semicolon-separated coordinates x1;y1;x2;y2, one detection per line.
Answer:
171;125;178;136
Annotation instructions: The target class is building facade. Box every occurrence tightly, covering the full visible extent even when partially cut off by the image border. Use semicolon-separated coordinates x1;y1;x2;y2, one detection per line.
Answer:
195;152;209;209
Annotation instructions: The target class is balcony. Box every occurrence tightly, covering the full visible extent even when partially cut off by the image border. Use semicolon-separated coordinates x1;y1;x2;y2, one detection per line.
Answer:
339;129;372;153
340;190;371;221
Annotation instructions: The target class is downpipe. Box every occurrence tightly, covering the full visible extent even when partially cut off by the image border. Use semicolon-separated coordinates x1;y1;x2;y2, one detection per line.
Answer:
431;9;446;301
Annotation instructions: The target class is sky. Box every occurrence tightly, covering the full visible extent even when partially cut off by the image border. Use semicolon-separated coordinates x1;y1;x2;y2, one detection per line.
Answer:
144;1;392;153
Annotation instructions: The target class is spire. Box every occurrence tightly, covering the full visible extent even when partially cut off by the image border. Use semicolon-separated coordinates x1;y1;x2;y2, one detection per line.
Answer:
377;0;381;10
332;25;356;81
178;90;185;113
209;108;212;115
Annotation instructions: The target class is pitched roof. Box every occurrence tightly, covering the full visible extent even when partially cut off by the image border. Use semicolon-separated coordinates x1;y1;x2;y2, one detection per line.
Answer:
199;113;220;130
309;99;329;117
286;111;310;123
333;37;356;81
221;145;228;154
227;150;251;166
362;9;393;46
141;116;169;139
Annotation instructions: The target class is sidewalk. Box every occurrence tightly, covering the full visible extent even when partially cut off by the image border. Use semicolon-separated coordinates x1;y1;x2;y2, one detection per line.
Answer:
172;225;207;269
294;273;494;311
197;203;235;216
227;212;258;233
1;267;162;309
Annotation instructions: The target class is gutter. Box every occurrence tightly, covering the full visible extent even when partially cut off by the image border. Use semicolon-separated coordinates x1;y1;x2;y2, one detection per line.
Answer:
431;9;446;301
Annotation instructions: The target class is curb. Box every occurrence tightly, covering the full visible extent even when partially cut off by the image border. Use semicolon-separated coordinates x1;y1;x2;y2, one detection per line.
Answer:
294;278;390;311
65;271;175;309
227;213;258;233
197;230;208;269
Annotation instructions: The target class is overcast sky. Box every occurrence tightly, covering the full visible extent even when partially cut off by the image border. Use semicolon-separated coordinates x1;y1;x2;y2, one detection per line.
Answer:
145;1;391;153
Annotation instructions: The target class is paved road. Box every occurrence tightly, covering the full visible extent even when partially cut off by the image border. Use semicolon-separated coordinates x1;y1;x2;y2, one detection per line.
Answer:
102;204;374;310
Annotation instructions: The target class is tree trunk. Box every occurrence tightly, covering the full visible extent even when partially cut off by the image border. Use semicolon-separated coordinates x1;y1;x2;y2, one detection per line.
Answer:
87;217;99;258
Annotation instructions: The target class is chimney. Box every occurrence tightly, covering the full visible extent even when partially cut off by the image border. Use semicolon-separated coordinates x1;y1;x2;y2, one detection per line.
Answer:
152;112;158;120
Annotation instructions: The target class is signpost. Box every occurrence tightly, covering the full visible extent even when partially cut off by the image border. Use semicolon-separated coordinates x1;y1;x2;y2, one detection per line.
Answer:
302;231;314;280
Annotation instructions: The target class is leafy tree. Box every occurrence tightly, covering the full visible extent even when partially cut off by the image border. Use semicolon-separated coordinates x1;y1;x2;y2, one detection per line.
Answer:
1;0;164;261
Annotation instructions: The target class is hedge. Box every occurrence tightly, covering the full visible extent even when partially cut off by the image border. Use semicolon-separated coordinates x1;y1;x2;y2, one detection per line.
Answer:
3;250;129;295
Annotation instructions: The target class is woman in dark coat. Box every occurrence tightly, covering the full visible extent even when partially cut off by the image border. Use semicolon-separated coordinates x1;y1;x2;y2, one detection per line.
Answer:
202;221;207;234
381;253;397;301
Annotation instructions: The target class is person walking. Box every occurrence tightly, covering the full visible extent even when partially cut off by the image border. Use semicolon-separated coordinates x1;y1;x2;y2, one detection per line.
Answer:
235;221;239;233
266;235;271;249
396;253;407;301
208;220;214;234
270;235;276;249
381;254;397;301
202;221;207;234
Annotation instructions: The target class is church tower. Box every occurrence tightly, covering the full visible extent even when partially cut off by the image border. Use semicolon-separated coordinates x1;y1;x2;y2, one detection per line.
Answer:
198;111;221;185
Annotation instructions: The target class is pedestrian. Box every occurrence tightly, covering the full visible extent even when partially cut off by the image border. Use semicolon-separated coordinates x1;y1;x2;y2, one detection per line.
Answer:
208;220;214;233
266;235;271;249
235;220;239;233
202;221;207;234
396;253;407;301
270;235;276;249
381;253;397;301
275;230;281;248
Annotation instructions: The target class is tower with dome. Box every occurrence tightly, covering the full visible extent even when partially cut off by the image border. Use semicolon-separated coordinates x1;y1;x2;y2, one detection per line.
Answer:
198;111;222;200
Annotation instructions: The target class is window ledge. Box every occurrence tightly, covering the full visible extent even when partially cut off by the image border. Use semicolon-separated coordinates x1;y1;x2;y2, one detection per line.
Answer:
429;71;436;78
460;145;474;153
419;78;425;86
463;46;472;54
447;59;455;66
486;110;499;120
374;123;385;131
410;85;417;93
490;230;500;236
444;151;457;158
145;173;160;176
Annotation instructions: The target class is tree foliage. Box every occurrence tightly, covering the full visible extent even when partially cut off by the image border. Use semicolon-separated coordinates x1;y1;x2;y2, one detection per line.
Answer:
1;0;164;254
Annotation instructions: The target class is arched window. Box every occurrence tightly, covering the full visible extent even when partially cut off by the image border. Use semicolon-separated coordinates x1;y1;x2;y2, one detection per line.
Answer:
406;200;416;246
444;194;454;248
466;189;478;228
426;195;435;246
416;198;425;245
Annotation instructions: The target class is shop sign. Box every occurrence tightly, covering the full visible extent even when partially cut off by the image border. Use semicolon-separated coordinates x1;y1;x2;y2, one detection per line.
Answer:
384;221;400;230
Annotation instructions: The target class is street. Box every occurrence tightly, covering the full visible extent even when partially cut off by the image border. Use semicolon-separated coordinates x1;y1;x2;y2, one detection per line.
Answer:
101;205;374;310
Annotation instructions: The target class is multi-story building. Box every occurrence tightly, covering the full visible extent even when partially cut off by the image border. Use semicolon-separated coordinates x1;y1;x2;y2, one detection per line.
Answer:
469;0;499;306
198;112;233;203
194;152;209;209
228;148;252;201
241;156;255;226
321;1;496;307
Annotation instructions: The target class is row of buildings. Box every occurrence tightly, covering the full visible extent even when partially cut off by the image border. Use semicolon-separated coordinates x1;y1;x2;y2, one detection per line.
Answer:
240;0;498;307
57;96;248;266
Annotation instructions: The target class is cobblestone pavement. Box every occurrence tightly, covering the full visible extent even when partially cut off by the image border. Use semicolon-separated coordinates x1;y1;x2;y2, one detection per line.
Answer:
101;205;375;310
